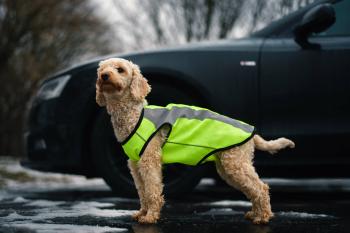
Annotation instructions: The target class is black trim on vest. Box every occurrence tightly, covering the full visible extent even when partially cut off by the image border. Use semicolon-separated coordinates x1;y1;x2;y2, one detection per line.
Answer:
121;109;145;145
196;128;257;165
138;123;173;157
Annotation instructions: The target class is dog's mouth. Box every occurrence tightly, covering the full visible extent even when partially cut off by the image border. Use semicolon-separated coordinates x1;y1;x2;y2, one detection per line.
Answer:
100;82;123;93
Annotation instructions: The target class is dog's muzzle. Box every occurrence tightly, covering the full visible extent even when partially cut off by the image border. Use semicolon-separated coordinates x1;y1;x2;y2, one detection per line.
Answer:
102;74;109;81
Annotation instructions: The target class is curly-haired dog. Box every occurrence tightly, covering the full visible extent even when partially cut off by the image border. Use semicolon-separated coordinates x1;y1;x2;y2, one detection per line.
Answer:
96;58;295;224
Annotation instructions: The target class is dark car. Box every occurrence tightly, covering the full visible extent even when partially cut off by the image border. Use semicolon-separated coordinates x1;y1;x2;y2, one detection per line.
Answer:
23;0;350;196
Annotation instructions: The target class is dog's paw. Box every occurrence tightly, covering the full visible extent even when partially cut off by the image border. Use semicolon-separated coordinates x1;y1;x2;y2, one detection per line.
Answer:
252;217;269;225
251;212;274;225
132;209;147;221
138;214;159;224
244;211;256;220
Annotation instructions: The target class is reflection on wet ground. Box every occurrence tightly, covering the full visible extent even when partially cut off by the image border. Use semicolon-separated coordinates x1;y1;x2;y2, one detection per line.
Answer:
1;181;349;233
0;157;349;233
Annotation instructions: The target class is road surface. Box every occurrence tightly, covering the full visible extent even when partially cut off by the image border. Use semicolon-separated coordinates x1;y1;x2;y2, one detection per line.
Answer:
0;157;349;233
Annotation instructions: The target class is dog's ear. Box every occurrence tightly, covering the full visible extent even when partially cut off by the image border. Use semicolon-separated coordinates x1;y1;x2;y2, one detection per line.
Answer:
130;63;151;101
96;64;106;107
96;86;106;107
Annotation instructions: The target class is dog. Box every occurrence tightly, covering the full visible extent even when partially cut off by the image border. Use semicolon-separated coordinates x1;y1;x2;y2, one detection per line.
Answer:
96;58;295;224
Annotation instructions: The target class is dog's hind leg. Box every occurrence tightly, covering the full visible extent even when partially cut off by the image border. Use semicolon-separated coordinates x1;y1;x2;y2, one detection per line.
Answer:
137;135;165;224
128;160;147;220
217;141;273;224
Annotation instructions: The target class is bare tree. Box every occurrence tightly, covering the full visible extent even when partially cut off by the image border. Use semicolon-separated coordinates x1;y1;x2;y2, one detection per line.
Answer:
0;0;115;156
112;0;315;49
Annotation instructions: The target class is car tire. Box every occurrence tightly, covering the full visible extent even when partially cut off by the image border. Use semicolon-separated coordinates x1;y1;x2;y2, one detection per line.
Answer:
90;109;207;197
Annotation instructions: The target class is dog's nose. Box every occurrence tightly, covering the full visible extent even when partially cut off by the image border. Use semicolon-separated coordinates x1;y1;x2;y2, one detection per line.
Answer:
101;74;109;81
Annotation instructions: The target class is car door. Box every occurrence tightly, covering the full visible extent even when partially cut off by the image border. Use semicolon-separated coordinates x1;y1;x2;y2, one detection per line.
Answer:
259;0;350;169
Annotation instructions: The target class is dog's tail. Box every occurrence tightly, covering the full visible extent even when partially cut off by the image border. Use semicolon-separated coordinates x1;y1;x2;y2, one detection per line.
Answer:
253;134;295;154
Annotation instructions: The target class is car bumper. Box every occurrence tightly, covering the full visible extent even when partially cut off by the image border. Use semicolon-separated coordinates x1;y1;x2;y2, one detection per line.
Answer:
23;130;84;175
23;98;88;176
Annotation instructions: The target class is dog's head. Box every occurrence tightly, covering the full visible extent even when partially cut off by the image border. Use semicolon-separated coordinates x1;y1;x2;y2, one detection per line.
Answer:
96;58;151;106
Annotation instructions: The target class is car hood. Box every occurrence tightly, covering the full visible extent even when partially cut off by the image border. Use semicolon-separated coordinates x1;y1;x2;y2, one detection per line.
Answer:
50;37;263;78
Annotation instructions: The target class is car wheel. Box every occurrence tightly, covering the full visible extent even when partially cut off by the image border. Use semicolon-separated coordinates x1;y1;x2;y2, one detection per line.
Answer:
90;109;207;197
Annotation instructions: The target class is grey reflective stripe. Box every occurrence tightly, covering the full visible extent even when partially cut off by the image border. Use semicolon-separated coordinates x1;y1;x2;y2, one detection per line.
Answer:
144;106;254;133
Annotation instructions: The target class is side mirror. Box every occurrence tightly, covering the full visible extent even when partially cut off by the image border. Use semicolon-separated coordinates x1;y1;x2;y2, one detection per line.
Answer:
293;3;335;50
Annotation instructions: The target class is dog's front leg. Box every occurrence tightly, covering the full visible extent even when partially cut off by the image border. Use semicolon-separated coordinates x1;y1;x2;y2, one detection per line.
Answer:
137;135;164;224
128;160;147;220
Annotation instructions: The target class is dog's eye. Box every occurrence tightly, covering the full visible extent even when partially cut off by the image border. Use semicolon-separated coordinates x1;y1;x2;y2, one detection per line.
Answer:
117;67;124;73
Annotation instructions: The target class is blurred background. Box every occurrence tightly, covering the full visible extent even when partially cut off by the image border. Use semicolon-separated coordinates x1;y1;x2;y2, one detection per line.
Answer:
0;0;313;158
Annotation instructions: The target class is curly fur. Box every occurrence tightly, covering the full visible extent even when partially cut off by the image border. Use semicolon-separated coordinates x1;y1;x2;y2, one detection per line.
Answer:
96;58;295;224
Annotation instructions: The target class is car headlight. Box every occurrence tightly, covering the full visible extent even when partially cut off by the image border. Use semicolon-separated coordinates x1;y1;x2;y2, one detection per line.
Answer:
36;75;71;100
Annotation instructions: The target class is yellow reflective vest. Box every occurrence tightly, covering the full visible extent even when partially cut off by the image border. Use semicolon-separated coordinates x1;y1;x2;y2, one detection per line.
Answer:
121;104;255;166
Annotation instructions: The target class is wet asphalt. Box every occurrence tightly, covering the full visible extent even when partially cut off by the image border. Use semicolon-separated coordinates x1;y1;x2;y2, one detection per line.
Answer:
0;179;349;233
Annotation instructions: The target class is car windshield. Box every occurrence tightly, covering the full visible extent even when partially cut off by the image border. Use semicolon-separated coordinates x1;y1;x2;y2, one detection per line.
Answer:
248;0;317;37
